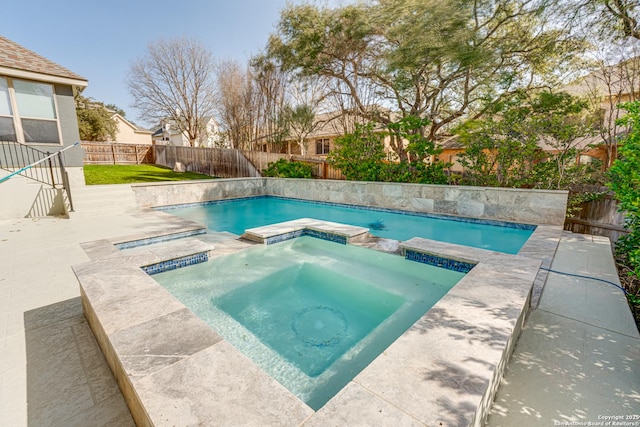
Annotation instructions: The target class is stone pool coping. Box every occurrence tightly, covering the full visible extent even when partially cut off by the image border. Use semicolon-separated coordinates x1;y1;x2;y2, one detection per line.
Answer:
73;219;561;426
243;217;369;245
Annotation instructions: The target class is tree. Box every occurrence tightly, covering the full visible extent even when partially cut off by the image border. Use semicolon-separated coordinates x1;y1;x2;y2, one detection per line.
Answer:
327;123;387;182
608;101;640;280
328;118;449;184
284;104;316;156
127;37;217;147
105;104;126;118
75;95;117;141
251;55;290;152
215;59;258;149
568;0;639;41
267;0;582;161
283;76;329;156
456;91;600;189
579;43;640;169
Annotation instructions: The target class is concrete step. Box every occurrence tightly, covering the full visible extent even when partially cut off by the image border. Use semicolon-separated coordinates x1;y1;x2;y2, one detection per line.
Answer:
68;184;140;217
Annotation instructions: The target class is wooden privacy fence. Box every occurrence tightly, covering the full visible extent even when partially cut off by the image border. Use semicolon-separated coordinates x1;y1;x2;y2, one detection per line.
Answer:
82;143;347;179
241;150;346;180
153;145;261;178
564;185;628;243
81;142;153;164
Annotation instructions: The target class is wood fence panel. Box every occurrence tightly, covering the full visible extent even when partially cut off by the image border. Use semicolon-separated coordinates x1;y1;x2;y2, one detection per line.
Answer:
81;142;153;164
241;151;288;171
564;186;628;242
153;145;261;178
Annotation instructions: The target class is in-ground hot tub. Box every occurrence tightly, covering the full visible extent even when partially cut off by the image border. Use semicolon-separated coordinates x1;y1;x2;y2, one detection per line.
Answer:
151;236;466;409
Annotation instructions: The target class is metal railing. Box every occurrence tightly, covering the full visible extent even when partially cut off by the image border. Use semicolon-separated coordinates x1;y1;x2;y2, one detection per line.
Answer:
0;140;78;212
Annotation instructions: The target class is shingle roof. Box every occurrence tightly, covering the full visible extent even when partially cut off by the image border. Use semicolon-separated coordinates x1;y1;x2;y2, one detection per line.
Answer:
0;35;87;83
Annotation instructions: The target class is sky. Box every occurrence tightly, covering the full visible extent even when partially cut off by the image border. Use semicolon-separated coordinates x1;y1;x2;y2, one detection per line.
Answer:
3;0;330;126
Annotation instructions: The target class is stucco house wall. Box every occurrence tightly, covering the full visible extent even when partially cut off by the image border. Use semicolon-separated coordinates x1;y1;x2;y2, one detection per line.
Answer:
110;113;152;145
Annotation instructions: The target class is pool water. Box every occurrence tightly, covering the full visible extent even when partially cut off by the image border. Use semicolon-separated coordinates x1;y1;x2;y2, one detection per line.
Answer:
160;196;534;254
152;237;465;410
217;263;406;377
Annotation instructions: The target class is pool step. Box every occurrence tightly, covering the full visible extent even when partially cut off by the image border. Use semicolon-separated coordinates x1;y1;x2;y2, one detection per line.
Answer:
243;218;369;245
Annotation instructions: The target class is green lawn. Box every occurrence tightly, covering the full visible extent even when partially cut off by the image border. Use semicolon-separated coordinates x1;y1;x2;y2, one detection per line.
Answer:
83;164;217;185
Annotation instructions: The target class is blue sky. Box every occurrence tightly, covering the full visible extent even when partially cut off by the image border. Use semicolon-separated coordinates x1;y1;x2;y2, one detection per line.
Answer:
3;0;330;125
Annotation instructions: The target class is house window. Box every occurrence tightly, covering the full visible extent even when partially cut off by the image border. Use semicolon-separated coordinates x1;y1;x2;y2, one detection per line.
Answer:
0;77;61;144
0;78;17;141
316;138;330;155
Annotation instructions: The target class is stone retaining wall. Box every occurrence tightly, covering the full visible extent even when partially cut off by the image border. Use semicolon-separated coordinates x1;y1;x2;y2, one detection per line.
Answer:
132;178;568;226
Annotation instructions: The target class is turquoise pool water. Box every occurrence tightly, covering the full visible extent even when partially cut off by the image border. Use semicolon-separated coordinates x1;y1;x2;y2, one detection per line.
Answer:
160;196;534;254
152;236;465;409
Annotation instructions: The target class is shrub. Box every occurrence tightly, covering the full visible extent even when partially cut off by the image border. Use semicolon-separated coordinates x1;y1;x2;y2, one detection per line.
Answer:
608;101;640;281
262;158;313;178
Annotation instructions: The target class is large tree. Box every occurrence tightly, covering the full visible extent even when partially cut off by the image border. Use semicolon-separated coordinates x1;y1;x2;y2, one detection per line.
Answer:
75;95;117;141
568;0;640;40
127;37;217;147
215;59;257;149
456;91;600;189
251;55;290;152
267;0;581;162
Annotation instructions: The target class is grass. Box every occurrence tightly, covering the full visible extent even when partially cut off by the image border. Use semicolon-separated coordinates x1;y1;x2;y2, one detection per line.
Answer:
83;164;216;185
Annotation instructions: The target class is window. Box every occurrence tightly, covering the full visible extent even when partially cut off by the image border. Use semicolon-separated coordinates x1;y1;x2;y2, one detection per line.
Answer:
316;138;330;155
0;77;61;144
0;78;17;141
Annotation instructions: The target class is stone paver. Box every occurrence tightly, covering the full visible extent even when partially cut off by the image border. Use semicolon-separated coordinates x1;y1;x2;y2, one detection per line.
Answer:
486;233;640;426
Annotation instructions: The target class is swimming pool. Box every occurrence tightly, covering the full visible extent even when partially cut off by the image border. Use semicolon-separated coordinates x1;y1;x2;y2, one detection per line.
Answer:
151;236;465;410
159;196;535;254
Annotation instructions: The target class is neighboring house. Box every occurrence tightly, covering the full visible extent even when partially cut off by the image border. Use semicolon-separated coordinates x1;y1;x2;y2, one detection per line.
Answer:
0;35;87;166
561;57;640;166
109;113;152;145
152;116;223;148
272;109;395;157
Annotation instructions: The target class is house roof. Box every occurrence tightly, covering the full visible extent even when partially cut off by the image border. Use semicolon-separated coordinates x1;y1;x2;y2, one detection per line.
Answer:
282;108;392;141
0;35;88;88
562;57;640;98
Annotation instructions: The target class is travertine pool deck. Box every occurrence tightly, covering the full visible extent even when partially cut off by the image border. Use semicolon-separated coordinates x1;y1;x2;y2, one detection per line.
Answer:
1;209;638;426
73;219;550;426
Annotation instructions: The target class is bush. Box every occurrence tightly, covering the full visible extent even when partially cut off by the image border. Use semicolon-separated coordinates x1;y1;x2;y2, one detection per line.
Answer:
609;101;640;281
262;158;313;178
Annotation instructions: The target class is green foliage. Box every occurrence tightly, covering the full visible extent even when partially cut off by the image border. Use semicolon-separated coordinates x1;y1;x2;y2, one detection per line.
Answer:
565;190;609;218
262;158;313;178
456;91;600;189
268;0;583;151
76;96;118;141
608;101;640;280
105;104;126;117
327;119;449;184
327;123;386;181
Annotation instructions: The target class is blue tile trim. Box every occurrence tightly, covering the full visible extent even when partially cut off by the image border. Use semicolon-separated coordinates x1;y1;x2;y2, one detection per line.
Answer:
142;252;209;275
264;230;304;245
264;229;348;245
303;229;347;244
154;195;536;231
154;195;269;211
404;249;475;273
116;229;206;250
